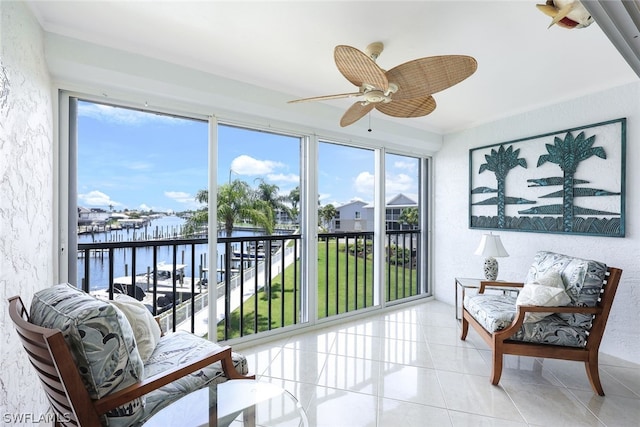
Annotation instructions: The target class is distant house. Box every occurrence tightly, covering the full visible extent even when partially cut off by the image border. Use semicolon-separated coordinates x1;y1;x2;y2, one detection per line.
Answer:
274;207;295;226
330;200;369;232
385;194;418;230
77;207;110;226
332;194;418;232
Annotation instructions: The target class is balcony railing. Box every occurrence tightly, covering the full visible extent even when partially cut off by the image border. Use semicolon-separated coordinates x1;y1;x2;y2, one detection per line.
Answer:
78;229;423;342
78;237;209;333
217;234;302;341
318;232;374;318
385;230;421;301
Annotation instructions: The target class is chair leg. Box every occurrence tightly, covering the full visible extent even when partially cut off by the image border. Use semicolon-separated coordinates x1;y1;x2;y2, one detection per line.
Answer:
460;315;469;340
490;345;504;385
585;353;605;396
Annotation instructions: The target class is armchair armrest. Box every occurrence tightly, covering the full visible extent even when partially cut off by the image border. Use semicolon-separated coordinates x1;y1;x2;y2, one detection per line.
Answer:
94;345;254;415
496;304;603;339
516;305;601;315
478;281;524;293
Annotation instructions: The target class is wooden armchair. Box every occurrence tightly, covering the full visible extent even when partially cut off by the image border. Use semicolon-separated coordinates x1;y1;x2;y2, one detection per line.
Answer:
460;251;622;396
9;293;254;426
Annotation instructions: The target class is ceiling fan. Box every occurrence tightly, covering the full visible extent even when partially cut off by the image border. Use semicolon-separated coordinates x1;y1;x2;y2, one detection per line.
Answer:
288;42;478;127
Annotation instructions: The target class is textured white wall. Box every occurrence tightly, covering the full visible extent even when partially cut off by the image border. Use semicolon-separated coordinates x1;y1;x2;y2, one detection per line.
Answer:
0;1;54;420
434;82;640;364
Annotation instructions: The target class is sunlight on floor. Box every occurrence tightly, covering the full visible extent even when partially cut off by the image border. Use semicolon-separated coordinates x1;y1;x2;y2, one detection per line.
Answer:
236;300;640;427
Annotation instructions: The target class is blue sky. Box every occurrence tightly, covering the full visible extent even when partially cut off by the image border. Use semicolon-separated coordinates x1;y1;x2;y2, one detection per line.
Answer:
78;101;419;213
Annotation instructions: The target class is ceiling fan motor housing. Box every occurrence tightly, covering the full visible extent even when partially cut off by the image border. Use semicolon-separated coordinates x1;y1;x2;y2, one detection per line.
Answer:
364;90;391;103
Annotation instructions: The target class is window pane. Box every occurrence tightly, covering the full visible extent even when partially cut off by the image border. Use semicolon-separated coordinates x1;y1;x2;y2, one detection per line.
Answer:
318;141;375;318
76;100;209;333
216;124;302;340
385;153;422;302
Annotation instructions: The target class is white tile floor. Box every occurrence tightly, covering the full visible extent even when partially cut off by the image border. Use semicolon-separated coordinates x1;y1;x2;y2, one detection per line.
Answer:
235;300;640;427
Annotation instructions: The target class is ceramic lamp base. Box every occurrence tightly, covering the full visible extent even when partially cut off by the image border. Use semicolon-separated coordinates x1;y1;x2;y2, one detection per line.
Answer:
483;257;499;281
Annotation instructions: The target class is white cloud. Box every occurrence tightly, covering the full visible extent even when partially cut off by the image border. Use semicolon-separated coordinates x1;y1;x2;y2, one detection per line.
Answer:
139;203;152;211
231;155;284;175
78;102;183;126
354;171;374;195
124;161;153;171
351;171;416;200
164;191;204;211
386;173;414;194
267;173;299;183
78;190;121;207
164;191;195;204
393;160;417;172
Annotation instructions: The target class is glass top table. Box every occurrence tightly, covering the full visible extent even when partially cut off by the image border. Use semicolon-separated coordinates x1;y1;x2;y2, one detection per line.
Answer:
144;379;308;427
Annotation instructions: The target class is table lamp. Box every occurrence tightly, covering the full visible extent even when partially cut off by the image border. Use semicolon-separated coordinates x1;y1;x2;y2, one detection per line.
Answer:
474;232;509;280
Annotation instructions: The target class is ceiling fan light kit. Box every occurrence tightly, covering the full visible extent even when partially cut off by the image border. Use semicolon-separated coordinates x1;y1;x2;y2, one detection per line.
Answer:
289;42;477;127
364;41;384;60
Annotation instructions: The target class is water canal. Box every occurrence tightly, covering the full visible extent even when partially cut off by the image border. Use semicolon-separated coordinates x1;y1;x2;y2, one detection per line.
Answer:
77;215;266;291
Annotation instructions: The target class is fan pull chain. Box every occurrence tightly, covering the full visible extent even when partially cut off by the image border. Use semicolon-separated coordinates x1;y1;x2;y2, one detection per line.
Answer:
368;112;372;132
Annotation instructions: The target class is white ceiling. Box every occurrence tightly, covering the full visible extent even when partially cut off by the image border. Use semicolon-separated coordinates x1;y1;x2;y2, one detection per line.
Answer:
27;0;638;134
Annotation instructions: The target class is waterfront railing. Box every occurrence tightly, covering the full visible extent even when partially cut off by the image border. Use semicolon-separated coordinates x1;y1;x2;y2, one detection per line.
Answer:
78;229;423;341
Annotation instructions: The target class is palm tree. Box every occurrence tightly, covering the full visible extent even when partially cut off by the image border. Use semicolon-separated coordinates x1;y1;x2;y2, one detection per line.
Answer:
289;186;300;210
537;131;605;232
185;181;274;237
319;204;337;230
219;180;273;236
478;144;527;228
398;207;419;229
195;189;208;204
183;189;209;236
288;186;300;224
254;178;291;225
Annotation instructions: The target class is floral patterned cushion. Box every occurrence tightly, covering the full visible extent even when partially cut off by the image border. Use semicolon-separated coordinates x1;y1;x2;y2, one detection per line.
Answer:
464;293;589;347
510;314;589;347
464;293;517;332
525;251;607;328
30;283;145;427
134;330;250;426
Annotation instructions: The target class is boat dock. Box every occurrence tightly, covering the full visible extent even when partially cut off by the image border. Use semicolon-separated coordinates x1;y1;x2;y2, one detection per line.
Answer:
175;240;298;337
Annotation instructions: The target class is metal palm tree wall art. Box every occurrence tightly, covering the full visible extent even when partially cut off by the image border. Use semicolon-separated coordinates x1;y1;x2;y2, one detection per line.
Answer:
470;118;626;237
476;145;529;229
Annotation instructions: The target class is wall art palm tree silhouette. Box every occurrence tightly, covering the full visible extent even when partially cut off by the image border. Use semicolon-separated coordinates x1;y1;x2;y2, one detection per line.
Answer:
474;145;529;228
519;131;617;232
470;118;625;237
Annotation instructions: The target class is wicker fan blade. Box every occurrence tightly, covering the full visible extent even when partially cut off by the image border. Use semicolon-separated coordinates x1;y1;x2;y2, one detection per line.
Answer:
335;45;388;92
288;91;363;104
386;55;477;100
340;102;375;127
375;96;436;118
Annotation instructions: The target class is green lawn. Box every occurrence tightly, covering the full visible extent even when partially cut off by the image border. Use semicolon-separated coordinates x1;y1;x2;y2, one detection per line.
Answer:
317;239;374;317
217;241;418;340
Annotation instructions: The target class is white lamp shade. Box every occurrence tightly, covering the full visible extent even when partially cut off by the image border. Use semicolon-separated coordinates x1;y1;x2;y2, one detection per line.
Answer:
474;233;509;258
